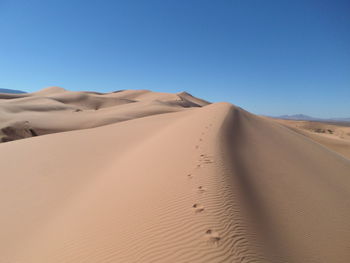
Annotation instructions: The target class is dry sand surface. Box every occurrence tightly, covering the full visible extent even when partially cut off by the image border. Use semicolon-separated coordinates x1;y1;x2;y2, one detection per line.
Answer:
270;118;350;160
0;87;209;142
1;88;350;262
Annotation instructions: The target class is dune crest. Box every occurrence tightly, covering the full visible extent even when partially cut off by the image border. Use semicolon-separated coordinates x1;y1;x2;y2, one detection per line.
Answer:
0;88;209;142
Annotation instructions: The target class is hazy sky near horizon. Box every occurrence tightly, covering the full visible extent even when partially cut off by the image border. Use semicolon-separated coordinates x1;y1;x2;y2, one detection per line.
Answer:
0;0;349;117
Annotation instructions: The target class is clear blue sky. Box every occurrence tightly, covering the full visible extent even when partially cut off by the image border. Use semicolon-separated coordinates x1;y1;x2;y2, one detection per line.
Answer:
0;0;349;117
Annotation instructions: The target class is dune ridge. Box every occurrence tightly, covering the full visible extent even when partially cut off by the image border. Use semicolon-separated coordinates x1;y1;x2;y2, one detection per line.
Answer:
1;92;350;262
0;87;209;142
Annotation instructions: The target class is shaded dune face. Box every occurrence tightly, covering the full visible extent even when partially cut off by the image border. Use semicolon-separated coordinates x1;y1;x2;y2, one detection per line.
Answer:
0;87;210;142
1;123;38;142
220;107;350;262
0;101;349;263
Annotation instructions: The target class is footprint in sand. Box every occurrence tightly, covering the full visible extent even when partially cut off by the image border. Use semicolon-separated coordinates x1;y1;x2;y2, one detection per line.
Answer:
199;154;214;164
197;186;206;193
192;203;205;213
205;229;221;244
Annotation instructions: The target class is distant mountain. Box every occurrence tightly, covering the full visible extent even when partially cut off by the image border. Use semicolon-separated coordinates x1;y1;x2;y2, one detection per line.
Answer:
274;114;350;123
277;114;319;121
0;88;26;94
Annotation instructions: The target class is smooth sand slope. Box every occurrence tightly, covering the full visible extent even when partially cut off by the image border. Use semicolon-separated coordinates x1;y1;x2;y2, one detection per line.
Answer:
270;118;350;159
0;87;209;142
0;89;350;263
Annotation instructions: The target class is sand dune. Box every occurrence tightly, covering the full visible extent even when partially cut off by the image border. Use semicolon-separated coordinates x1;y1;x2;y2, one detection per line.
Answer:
0;87;209;142
0;89;350;262
270;118;350;159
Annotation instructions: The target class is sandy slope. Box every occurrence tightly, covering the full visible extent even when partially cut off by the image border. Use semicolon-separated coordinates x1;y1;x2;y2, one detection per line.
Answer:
1;91;350;262
270;118;350;159
0;87;209;142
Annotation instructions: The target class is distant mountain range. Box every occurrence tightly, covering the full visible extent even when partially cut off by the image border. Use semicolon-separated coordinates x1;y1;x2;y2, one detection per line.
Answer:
0;88;26;94
275;114;350;123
